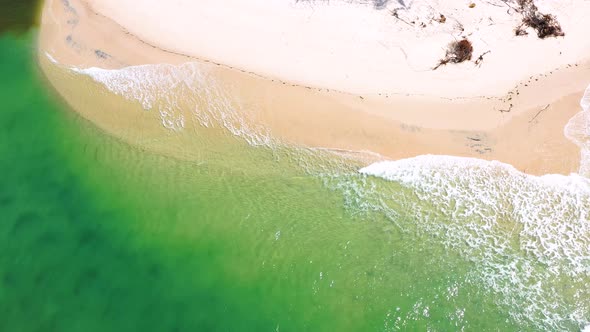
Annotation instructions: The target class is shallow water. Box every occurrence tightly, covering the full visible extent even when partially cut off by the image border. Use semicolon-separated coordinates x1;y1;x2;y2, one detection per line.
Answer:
2;28;590;332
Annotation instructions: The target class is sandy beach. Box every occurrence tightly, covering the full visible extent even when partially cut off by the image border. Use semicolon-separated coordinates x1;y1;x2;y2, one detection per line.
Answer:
9;2;590;330
38;0;590;175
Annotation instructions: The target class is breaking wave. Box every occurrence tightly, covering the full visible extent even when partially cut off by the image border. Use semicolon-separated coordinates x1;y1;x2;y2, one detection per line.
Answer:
565;84;590;176
51;54;590;330
359;155;590;330
71;62;272;146
357;86;590;330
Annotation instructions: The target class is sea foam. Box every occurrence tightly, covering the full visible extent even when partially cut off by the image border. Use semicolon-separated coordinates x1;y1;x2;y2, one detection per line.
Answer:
565;84;590;176
70;62;272;146
359;154;590;330
44;51;58;64
358;89;590;330
54;51;590;329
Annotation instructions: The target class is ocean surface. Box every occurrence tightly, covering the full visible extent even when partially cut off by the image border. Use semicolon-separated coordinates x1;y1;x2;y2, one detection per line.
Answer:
2;22;590;332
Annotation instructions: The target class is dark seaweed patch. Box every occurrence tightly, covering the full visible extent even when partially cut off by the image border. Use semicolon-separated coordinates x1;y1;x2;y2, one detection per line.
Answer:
434;39;473;70
515;0;564;39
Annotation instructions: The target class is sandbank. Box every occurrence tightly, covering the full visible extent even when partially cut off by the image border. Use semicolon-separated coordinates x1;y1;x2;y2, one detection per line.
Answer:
38;0;590;175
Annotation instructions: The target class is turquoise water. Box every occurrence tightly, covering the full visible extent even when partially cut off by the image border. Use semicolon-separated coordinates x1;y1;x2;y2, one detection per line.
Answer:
2;27;590;332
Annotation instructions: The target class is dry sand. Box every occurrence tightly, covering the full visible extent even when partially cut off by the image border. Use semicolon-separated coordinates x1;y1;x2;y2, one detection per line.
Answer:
38;0;590;175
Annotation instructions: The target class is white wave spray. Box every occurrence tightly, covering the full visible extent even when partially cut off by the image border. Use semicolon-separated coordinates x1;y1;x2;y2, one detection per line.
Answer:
52;53;590;330
70;62;272;146
359;155;590;330
565;84;590;176
357;86;590;330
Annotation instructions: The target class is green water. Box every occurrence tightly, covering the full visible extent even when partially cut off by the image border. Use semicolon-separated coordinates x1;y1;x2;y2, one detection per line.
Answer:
1;29;589;331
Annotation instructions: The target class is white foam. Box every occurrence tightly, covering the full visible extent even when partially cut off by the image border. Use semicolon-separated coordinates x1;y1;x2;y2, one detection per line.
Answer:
583;324;590;332
361;155;590;274
60;51;590;330
581;84;590;112
358;154;590;330
71;62;272;144
564;84;590;176
44;51;58;64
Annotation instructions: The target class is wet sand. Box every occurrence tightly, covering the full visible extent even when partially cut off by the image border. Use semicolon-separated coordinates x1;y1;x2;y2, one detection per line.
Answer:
38;0;590;175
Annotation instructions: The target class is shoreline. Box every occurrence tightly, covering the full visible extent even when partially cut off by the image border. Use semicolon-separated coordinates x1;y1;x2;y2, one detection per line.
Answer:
88;0;590;98
38;0;589;175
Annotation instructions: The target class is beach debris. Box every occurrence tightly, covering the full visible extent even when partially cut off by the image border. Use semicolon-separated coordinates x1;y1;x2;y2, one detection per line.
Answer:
434;14;446;23
474;50;491;67
465;134;492;154
528;104;550;123
514;0;564;38
94;49;111;59
434;38;473;70
390;8;414;27
498;103;514;113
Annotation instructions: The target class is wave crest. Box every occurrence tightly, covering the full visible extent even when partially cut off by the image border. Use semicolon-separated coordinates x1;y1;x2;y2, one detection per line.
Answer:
565;84;590;176
71;62;272;146
359;155;590;330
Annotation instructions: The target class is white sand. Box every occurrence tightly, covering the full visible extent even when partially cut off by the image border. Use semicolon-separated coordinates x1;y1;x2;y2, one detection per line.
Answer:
38;0;590;175
88;0;590;98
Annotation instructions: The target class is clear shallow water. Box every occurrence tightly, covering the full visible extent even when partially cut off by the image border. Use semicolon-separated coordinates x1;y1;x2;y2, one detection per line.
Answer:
361;156;590;329
2;30;590;332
